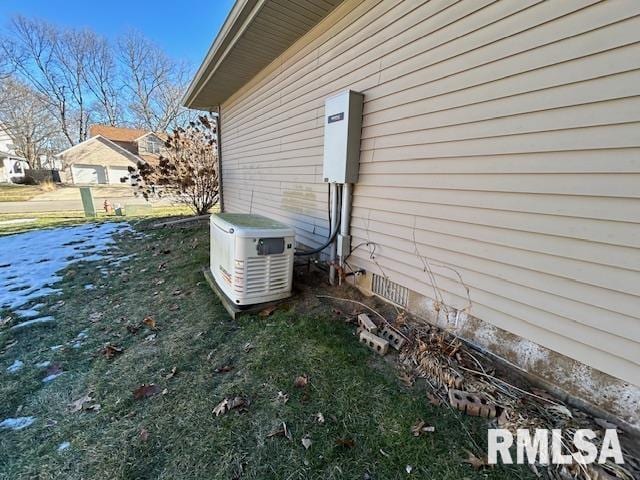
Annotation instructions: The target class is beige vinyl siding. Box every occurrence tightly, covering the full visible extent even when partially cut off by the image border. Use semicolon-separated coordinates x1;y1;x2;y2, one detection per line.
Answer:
219;0;640;386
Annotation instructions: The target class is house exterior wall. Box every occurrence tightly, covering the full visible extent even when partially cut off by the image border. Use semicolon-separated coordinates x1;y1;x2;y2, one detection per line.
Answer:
0;127;15;155
218;0;640;426
58;137;138;184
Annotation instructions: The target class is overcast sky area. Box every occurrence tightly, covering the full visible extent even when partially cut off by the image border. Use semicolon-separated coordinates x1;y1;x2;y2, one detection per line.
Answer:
0;0;236;69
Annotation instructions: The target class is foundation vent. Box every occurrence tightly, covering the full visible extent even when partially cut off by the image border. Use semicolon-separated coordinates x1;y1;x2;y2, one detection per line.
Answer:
371;273;409;308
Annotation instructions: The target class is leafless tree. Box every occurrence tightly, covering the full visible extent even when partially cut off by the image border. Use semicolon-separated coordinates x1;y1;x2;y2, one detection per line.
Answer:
1;17;192;149
83;34;122;126
0;77;64;167
132;115;218;215
1;16;85;146
118;31;192;132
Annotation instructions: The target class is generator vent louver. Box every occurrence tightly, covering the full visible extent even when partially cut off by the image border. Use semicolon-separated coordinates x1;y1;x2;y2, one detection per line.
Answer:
235;255;291;295
371;273;409;308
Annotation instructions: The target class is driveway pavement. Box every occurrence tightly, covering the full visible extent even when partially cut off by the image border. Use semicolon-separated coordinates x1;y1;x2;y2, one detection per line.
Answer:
0;186;171;213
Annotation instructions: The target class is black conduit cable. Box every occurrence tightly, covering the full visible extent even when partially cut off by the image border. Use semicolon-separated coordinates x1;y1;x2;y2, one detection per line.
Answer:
294;185;341;256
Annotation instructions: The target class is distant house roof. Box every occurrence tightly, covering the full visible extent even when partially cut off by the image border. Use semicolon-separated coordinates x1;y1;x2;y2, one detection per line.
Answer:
134;131;169;142
89;125;149;143
183;0;344;109
55;135;146;165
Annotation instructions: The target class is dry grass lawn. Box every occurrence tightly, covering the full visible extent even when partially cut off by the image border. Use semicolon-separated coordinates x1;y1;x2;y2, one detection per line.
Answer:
0;219;533;479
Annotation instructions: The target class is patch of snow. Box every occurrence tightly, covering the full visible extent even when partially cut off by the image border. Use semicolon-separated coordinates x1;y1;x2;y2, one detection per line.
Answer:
57;441;70;452
14;303;45;318
10;316;55;331
0;222;131;313
6;359;24;374
42;372;63;383
0;416;36;430
0;218;36;226
36;360;51;368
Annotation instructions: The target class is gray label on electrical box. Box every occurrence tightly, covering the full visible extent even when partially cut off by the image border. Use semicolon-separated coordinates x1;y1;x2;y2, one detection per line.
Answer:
327;112;344;123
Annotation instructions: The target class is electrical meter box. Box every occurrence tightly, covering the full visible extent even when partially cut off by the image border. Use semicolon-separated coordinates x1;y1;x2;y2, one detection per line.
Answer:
323;90;364;183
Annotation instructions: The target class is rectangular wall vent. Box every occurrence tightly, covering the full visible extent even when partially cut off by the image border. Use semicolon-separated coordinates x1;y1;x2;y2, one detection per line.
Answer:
371;273;409;308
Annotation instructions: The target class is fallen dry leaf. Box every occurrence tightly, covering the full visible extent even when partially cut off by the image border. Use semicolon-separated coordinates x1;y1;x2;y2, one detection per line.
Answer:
427;392;441;406
214;365;233;374
46;363;63;376
411;420;435;436
229;396;249;410
464;450;491;470
243;342;254;353
301;436;312;450
213;396;250;416
143;316;157;329
335;438;355;448
68;393;93;412
276;391;289;404
101;344;123;359
398;371;415;387
133;384;161;400
169;304;180;311
165;367;177;379
259;305;277;317
267;422;292;441
139;427;149;442
294;374;309;388
212;398;229;416
126;324;140;334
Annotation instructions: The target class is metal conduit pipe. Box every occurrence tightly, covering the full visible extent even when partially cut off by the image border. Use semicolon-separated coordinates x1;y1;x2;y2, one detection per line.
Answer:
338;182;353;285
329;183;341;286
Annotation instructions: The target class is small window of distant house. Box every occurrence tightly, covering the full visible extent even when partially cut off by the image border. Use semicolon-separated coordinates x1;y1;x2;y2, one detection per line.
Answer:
11;161;23;174
146;137;161;155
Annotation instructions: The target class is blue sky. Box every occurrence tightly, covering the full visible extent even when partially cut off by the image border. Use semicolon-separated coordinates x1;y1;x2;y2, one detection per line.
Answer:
0;0;235;69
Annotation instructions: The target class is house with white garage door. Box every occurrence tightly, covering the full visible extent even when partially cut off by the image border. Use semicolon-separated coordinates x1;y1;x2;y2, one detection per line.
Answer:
56;125;165;185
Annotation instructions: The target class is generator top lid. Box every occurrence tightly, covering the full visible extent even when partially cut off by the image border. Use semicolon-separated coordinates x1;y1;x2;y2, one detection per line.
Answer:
212;213;295;237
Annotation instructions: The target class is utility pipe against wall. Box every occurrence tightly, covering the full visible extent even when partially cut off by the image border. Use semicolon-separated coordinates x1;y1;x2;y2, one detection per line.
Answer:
329;183;341;286
214;106;224;212
338;182;353;285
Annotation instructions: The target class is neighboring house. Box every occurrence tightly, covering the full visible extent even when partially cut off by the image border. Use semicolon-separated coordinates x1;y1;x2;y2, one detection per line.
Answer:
56;125;166;185
0;123;29;183
184;1;640;430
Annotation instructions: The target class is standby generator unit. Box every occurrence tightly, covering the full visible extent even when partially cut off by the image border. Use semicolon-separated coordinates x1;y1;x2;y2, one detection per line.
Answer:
210;213;295;307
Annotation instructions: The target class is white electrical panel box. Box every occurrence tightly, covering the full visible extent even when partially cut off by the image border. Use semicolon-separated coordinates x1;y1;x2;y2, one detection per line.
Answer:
322;90;364;183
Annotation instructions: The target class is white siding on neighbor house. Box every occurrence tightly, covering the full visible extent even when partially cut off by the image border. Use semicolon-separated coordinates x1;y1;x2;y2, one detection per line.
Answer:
219;0;640;386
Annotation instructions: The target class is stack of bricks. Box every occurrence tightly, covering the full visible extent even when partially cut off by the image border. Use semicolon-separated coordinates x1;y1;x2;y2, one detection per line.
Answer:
356;313;387;355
